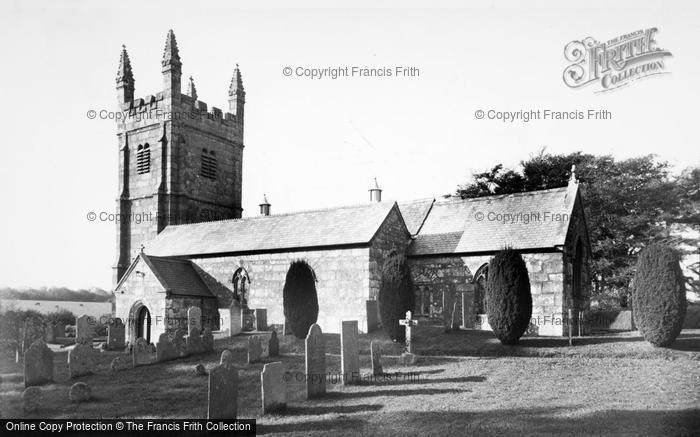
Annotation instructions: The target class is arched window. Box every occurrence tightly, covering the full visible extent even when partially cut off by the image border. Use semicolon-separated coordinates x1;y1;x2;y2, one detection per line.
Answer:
136;144;150;174
473;264;489;315
201;148;217;179
232;267;250;306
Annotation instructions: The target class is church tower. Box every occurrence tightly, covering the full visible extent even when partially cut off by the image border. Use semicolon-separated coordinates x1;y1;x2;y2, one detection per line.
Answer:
113;30;245;286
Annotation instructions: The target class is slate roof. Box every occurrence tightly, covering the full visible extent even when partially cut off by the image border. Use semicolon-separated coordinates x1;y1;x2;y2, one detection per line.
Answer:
397;199;435;236
409;185;579;256
146;202;398;257
115;253;215;297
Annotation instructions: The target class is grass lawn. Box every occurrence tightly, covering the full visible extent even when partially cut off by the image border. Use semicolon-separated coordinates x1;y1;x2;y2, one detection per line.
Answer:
1;324;699;436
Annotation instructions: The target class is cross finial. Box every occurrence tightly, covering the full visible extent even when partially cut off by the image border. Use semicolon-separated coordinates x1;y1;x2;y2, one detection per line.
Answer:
569;164;578;185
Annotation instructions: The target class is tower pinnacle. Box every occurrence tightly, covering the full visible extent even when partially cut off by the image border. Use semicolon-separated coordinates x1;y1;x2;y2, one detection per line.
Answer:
186;76;198;100
116;44;134;103
161;29;181;70
228;64;245;124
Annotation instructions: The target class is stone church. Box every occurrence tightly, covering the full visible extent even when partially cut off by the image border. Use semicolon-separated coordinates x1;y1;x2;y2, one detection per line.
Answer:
112;31;590;344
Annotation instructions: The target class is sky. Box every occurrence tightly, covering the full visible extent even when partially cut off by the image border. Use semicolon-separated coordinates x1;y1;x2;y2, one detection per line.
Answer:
0;0;698;290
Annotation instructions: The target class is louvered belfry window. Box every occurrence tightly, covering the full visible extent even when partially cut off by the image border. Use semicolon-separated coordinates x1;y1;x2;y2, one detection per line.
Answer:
201;149;217;180
136;144;151;174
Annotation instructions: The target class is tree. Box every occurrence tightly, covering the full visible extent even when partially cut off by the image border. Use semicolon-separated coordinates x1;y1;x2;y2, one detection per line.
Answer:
486;249;532;345
631;244;686;347
378;253;414;342
457;150;698;297
282;260;319;339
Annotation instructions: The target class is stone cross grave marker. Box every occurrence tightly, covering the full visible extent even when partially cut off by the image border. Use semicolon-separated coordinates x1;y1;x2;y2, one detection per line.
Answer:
305;323;326;398
248;336;263;364
399;311;418;353
188;307;202;336
24;340;53;387
370;340;383;376
107;318;125;350
75;315;94;345
261;361;286;414
207;363;238;419
268;330;279;357
340;320;360;385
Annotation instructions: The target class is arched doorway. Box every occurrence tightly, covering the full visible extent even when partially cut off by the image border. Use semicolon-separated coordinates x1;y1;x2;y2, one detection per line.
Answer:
473;264;489;330
136;306;151;343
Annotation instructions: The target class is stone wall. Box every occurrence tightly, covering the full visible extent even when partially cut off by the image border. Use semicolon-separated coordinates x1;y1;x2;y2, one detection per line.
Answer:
192;247;372;333
369;204;412;298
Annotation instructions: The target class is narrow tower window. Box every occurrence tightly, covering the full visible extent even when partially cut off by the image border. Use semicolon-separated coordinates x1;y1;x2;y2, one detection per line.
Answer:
136;144;150;174
201;149;217;179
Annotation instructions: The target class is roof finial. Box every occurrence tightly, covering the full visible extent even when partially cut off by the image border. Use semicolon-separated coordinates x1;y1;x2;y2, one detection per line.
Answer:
186;76;198;100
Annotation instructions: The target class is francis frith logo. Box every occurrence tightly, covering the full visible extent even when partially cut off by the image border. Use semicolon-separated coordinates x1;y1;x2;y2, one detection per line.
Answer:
563;28;672;92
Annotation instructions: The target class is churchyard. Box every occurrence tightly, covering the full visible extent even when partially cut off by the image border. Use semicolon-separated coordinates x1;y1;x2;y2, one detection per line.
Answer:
1;314;699;436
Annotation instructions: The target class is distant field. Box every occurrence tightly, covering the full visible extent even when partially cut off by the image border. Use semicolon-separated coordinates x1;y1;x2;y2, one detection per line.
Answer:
0;299;112;319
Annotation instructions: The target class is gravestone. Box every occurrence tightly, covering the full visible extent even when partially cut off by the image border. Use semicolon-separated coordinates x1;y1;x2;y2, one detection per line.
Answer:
107;318;126;350
69;344;96;378
207;363;238;419
75;315;94;345
110;355;133;371
22;386;42;412
202;328;214;352
261;361;286;414
194;363;207;376
255;309;268;331
69;382;91;403
230;300;243;336
268;331;279;357
132;338;153;367
53;323;66;340
248;336;262;364
399;311;418;365
370;340;383;376
282;318;292;336
24;340;53;387
186;328;205;355
45;323;55;343
366;300;379;332
22;320;45;351
340;320;360;384
305;323;326;398
156;333;177;362
188;307;202;336
173;329;188;357
220;350;235;364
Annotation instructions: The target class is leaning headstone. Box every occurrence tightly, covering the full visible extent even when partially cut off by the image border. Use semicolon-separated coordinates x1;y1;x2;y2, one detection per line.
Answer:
248;336;262;364
202;328;214;352
69;382;91;403
75;315;94;345
173;329;188;358
255;309;268;331
305;323;326;398
22;386;42;412
53;323;66;340
107;318;126;350
220;350;235;364
132;338;153;367
230;300;243;336
186;328;205;355
340;320;360;385
268;331;279;357
261;361;286;414
110;355;133;371
370;341;383;376
24;340;53;387
188;307;202;336
156;333;177;362
69;344;96;378
207;363;238;419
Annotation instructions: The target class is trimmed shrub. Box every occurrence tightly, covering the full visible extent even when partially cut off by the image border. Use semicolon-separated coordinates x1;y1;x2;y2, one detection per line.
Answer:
378;253;414;342
282;260;319;339
46;309;76;327
632;244;686;347
486;249;532;345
